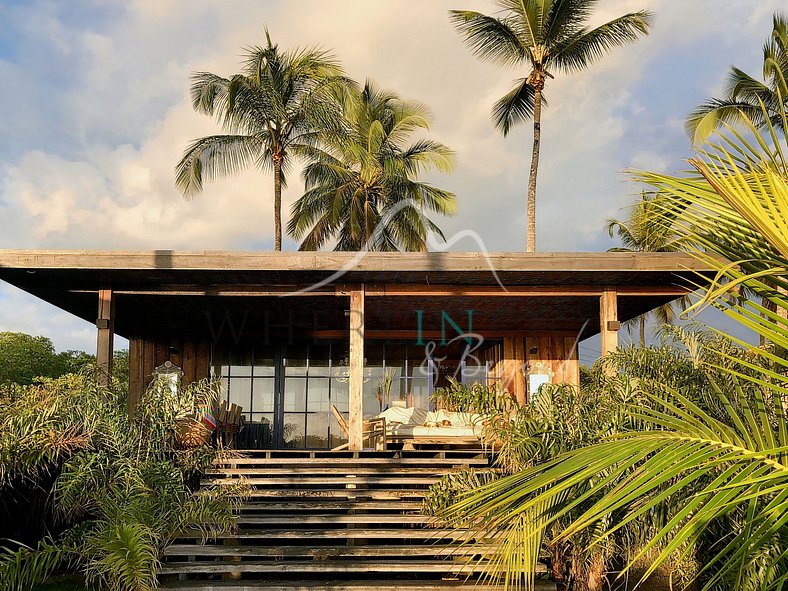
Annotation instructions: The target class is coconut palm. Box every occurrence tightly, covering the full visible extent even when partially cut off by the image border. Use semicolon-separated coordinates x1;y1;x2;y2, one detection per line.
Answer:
606;192;689;345
450;1;652;252
175;30;348;251
287;81;457;251
686;13;788;145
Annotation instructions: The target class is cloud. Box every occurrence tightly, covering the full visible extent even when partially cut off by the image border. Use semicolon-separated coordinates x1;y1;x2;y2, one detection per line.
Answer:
0;0;783;351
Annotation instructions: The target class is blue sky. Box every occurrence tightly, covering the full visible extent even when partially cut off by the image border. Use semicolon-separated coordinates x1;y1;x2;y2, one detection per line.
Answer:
0;0;780;361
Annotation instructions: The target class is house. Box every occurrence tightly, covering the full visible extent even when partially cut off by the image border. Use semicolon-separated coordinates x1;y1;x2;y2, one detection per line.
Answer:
0;250;708;451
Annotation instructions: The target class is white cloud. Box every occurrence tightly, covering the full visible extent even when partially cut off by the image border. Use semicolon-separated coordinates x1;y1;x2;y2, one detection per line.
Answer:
0;0;783;350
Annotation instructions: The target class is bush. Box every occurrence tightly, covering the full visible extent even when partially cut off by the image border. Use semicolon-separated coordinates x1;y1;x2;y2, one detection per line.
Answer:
0;369;247;591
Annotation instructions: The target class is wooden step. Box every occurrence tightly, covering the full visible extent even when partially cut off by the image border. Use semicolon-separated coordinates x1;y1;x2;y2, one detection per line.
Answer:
164;544;492;558
160;560;492;575
239;501;423;511
218;450;487;458
177;529;478;541
236;514;433;525
213;458;488;466
203;477;442;486
158;580;555;591
206;467;474;476
242;490;427;499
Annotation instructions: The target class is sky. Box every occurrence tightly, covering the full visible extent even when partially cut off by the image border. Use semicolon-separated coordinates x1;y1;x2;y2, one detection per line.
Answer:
0;0;781;362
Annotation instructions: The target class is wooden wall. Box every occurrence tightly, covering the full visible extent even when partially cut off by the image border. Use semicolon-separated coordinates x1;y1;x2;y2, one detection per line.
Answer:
127;337;211;414
491;335;580;404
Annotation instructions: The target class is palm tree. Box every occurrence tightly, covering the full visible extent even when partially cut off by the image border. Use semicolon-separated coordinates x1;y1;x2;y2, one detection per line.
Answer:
450;1;652;252
606;192;689;345
287;81;457;251
686;13;788;145
175;30;348;251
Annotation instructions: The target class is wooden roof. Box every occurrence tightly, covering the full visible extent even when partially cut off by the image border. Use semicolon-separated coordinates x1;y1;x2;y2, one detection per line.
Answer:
0;250;713;341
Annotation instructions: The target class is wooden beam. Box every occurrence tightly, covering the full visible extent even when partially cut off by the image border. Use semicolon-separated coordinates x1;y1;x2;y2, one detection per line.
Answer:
364;284;691;297
67;284;690;298
0;249;715;273
600;288;619;358
348;287;365;451
96;289;115;387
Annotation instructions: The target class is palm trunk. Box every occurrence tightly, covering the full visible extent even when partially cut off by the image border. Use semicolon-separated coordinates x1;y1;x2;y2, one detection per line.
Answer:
527;85;543;253
639;315;646;347
273;157;282;251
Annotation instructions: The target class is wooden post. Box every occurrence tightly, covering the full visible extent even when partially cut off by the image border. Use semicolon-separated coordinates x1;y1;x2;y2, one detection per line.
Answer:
600;288;619;357
348;287;365;451
96;289;115;387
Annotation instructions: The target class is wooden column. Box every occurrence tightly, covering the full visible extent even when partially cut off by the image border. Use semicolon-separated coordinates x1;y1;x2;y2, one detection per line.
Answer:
96;289;115;387
348;287;365;451
600;288;619;356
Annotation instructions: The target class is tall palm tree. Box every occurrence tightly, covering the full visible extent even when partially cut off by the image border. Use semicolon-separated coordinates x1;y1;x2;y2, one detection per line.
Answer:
606;192;689;345
175;30;348;250
450;1;652;252
287;81;457;252
686;13;788;145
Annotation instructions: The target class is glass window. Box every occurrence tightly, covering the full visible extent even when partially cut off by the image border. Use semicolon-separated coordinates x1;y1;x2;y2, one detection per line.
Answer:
283;413;306;448
284;378;306;412
410;378;431;410
330;378;349;413
307;378;330;412
384;344;406;404
305;412;330;448
284;345;308;375
462;360;488;385
229;348;252;376
228;377;252;412
329;412;347;448
308;344;332;376
252;377;275;412
252;348;276;376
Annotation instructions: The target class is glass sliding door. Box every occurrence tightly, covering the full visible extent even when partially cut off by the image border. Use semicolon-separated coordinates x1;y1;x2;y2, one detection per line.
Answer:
217;346;276;449
215;340;499;449
282;343;347;449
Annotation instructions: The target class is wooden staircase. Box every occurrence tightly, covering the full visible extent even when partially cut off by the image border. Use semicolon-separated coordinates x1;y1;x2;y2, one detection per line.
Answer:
159;450;553;591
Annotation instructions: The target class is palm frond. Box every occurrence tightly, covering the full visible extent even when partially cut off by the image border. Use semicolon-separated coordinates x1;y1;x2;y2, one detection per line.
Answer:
492;78;542;136
175;135;262;198
449;10;528;66
549;11;653;74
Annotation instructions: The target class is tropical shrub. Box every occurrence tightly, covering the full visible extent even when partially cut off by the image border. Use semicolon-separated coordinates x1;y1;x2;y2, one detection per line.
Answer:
0;370;247;591
426;98;788;590
425;322;785;589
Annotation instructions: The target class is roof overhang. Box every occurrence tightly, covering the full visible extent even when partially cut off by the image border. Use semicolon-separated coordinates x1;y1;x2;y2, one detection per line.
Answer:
0;250;713;341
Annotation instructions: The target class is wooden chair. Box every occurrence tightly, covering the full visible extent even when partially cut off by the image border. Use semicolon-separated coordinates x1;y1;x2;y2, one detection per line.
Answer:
216;399;243;449
330;404;386;451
